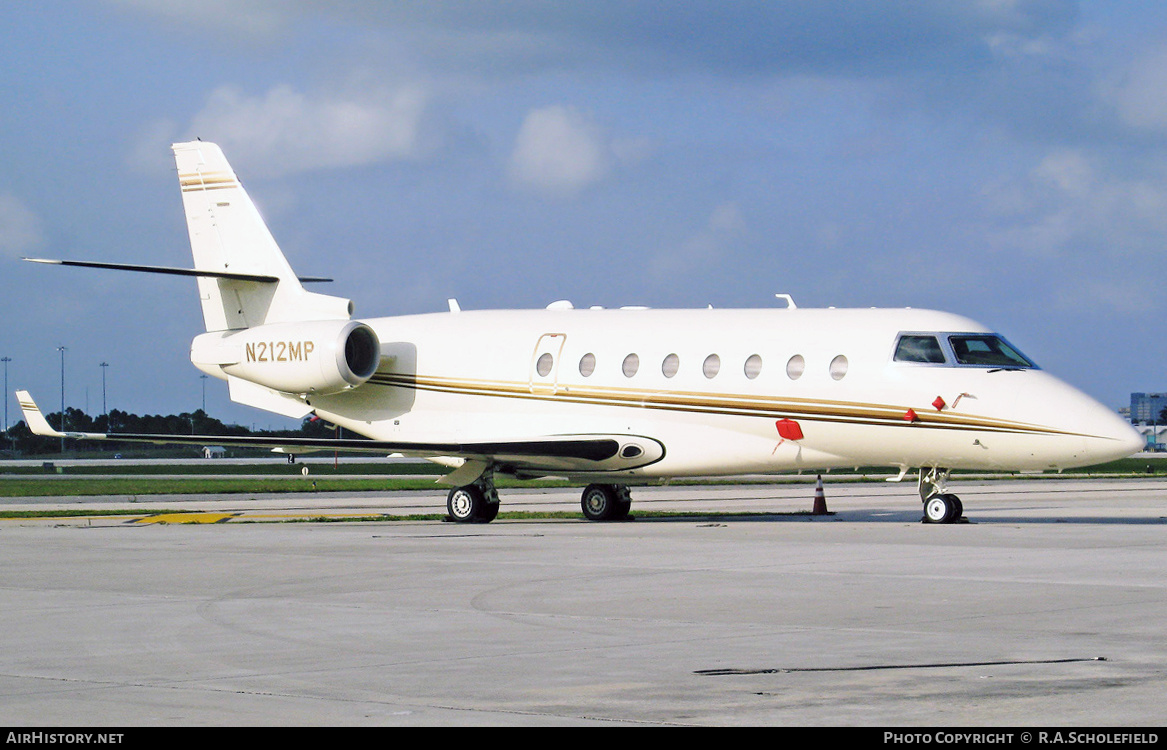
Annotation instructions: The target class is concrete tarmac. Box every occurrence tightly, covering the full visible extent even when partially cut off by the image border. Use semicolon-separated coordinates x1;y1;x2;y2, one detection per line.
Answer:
1;477;1165;726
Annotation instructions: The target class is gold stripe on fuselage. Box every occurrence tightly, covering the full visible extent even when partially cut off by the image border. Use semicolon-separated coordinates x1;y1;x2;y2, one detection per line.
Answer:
367;372;1079;438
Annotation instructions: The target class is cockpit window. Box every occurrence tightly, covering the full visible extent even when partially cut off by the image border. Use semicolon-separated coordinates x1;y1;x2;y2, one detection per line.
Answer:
894;335;947;364
949;335;1035;368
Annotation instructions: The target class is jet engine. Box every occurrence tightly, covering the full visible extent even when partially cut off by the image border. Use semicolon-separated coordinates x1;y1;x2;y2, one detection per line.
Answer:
191;320;381;395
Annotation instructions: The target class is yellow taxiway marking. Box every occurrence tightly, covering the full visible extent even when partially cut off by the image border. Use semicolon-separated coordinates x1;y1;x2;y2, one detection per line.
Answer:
133;512;393;524
230;513;395;521
136;513;240;524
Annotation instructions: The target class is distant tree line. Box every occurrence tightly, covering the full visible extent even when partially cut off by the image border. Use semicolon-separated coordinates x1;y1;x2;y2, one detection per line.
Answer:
1;407;343;456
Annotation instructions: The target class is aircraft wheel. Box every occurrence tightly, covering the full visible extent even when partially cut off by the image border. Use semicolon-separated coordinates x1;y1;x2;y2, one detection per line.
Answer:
479;500;500;523
924;494;955;524
949;495;963;521
447;485;493;523
582;483;622;521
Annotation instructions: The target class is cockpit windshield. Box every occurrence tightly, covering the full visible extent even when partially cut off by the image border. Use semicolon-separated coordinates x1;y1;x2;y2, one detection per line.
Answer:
948;335;1035;368
893;332;1037;369
894;335;947;364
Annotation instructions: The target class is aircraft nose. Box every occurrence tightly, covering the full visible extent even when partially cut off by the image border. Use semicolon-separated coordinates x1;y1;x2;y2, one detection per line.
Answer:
1033;375;1145;467
1119;425;1146;457
1083;406;1144;464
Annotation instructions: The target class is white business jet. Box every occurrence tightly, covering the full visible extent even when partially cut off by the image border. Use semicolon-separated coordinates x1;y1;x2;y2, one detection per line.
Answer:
18;141;1143;523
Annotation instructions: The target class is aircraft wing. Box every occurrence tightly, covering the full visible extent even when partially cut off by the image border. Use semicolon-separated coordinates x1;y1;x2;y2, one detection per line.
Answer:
14;391;664;477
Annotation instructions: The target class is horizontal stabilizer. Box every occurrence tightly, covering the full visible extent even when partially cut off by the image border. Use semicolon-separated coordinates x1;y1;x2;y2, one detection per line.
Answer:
23;257;332;283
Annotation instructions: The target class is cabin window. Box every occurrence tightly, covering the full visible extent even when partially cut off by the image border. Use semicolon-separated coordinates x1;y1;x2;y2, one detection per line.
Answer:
949;335;1035;368
786;354;805;380
579;353;596;377
536;352;554;377
623;353;640;377
744;354;762;380
662;353;680;378
894;335;947;364
703;354;721;379
830;355;849;380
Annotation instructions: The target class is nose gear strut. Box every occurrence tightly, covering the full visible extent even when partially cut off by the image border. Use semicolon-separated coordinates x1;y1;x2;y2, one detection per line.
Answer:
918;466;965;524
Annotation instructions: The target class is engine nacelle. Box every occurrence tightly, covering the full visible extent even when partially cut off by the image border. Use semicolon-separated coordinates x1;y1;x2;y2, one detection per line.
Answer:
191;320;381;395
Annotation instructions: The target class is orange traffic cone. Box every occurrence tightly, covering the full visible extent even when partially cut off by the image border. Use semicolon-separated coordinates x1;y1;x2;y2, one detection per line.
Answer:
812;474;829;515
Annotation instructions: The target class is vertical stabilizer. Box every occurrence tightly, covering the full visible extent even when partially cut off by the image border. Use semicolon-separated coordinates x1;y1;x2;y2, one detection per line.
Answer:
172;141;352;331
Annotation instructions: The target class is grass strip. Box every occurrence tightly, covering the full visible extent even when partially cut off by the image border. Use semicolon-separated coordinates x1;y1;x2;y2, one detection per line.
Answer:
0;509;179;519
0;476;576;498
1;456;1163;499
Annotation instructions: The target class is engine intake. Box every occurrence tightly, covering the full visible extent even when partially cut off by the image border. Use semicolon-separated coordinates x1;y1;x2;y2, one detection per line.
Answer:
192;320;381;395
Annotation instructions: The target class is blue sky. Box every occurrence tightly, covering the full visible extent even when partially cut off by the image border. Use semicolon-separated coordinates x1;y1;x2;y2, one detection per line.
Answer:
2;1;1166;428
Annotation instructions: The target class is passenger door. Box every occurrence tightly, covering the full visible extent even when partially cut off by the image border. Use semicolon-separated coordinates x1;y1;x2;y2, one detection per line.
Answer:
529;333;566;395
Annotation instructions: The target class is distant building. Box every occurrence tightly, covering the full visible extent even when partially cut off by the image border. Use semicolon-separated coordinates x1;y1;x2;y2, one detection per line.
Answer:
1129;393;1167;424
1133;424;1167;452
202;446;226;459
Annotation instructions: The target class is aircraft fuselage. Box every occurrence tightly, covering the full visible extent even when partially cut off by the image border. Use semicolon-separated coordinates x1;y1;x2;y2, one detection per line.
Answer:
296;305;1140;479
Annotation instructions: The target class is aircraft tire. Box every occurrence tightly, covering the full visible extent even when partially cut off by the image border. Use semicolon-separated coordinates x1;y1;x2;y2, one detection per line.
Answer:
447;485;492;523
924;494;955;524
581;483;621;521
949;495;963;521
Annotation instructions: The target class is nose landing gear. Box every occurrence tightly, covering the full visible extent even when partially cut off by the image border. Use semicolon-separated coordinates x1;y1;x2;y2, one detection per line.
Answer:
919;467;966;524
923;492;964;524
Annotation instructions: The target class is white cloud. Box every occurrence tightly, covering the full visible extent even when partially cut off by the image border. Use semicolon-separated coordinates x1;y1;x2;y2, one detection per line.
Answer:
650;202;747;280
508;105;612;193
183;84;431;177
111;1;1080;77
1112;44;1167;133
1033;149;1093;195
109;0;291;36
985;149;1167;260
0;193;44;259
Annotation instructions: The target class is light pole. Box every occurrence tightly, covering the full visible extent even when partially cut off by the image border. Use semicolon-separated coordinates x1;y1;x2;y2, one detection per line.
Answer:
99;362;109;423
200;373;208;413
57;346;67;452
1;356;10;448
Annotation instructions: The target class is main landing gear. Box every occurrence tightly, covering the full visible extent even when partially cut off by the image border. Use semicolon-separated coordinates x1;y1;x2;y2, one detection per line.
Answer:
445;473;633;523
918;467;965;524
445;473;500;523
580;483;632;522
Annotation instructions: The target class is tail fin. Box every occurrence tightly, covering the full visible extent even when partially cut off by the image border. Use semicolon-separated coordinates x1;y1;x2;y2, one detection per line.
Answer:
172;141;352;331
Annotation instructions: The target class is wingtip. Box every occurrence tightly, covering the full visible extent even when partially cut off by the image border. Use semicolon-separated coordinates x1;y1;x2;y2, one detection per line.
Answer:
14;390;65;438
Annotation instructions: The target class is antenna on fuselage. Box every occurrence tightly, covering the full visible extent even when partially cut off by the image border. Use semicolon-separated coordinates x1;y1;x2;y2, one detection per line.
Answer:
775;293;797;309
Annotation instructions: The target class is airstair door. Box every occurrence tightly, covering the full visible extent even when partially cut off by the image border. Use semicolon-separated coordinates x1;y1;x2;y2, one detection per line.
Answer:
529;333;566;395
